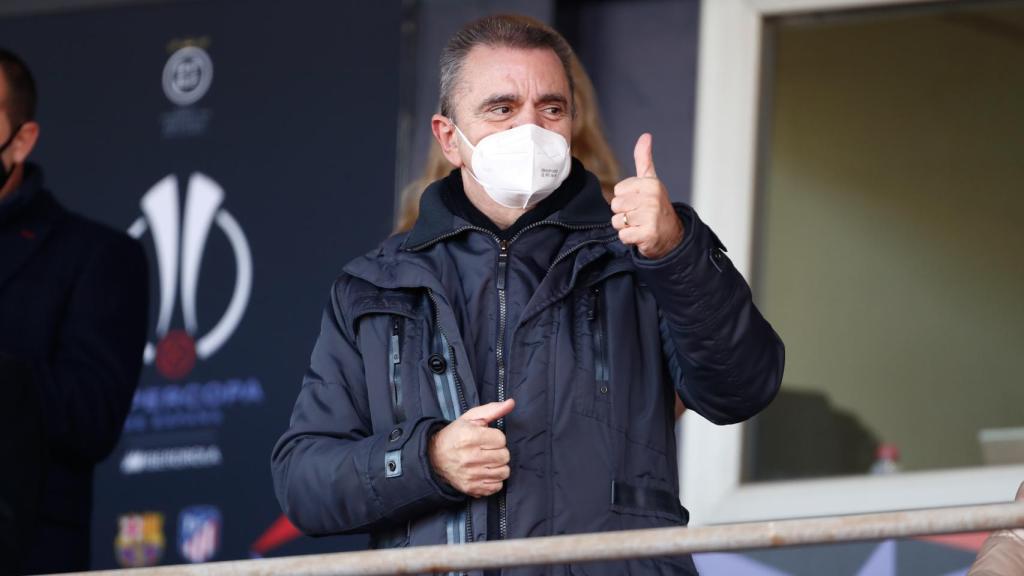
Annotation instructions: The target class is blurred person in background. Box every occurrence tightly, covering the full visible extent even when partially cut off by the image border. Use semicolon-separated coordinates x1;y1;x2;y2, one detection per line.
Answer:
0;48;148;574
273;15;782;575
968;482;1024;576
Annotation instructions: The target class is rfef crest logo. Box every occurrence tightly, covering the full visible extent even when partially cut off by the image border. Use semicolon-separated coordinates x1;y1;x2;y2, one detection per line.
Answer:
128;173;252;380
163;46;213;106
114;512;165;568
178;505;221;563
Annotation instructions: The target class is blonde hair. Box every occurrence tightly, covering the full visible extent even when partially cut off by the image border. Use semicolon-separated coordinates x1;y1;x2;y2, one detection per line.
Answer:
395;18;619;234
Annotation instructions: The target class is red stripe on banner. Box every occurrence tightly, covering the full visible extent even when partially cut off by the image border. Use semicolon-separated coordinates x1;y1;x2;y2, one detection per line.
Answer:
250;514;302;556
916;531;991;552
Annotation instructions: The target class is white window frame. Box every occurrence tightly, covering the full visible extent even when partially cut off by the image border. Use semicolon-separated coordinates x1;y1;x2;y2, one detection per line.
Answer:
681;0;1024;526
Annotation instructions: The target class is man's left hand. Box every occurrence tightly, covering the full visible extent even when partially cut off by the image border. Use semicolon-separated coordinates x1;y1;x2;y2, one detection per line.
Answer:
610;133;684;260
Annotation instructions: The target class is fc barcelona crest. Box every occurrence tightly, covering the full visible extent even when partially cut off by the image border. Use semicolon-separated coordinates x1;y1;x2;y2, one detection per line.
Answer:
114;512;165;568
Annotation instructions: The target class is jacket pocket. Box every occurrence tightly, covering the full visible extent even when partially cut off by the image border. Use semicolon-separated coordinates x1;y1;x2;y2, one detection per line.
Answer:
369;520;410;549
609;480;689;526
572;286;611;423
388;316;406;423
353;305;425;428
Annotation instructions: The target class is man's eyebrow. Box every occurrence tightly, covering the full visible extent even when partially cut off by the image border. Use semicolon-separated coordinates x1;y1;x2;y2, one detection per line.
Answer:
478;93;519;111
537;93;569;106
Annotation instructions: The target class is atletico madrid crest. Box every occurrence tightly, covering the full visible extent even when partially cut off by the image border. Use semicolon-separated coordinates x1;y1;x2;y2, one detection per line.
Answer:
178;505;222;563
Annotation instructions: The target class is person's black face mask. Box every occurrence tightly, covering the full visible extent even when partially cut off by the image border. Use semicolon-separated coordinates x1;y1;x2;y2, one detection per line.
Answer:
0;123;24;191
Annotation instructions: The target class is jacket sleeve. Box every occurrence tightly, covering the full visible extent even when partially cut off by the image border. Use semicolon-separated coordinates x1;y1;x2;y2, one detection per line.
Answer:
632;204;784;425
271;279;464;536
32;234;149;465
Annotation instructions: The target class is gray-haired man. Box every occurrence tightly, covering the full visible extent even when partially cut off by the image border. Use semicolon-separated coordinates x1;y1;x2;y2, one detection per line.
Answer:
273;15;783;575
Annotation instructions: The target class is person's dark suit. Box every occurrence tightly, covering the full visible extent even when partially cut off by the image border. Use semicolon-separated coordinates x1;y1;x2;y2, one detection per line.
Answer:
0;163;148;574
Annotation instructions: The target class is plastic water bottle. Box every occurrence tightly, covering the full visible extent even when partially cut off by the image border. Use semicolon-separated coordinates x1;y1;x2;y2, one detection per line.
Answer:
870;443;902;475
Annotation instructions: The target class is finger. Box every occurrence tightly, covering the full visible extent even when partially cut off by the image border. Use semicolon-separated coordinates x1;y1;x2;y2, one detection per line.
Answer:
468;483;502;498
476;481;504;497
461;398;515;425
469;463;510;482
609;194;640;215
481;447;510;466
476;428;508;450
613;177;643;198
633;133;657;179
484;465;511;481
612;212;633;231
618;226;645;246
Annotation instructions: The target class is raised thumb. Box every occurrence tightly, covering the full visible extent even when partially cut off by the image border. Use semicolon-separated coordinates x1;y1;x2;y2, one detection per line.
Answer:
461;399;516;425
633;133;657;178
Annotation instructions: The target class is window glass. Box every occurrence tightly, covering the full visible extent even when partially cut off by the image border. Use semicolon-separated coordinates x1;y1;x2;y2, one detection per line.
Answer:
746;1;1024;482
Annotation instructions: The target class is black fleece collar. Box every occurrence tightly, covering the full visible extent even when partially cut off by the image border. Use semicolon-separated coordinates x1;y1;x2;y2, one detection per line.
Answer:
0;163;46;228
403;158;612;250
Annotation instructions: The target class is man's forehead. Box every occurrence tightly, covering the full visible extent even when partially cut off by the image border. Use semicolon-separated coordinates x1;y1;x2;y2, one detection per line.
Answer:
460;45;568;95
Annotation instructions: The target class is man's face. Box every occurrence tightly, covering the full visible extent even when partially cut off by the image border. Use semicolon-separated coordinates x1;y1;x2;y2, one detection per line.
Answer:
450;45;572;168
0;67;40;194
0;70;13;167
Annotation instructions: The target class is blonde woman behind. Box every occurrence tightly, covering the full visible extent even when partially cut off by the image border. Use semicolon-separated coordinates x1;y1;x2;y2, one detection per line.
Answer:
395;18;620;234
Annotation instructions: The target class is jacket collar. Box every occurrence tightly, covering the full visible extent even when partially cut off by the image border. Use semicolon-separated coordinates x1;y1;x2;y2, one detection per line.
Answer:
401;158;612;251
0;163;46;227
0;163;64;292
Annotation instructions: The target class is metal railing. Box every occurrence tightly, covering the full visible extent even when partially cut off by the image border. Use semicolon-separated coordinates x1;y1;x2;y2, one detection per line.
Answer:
68;501;1024;575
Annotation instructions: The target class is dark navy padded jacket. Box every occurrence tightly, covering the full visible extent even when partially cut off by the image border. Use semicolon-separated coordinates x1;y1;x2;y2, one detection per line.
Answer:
271;164;784;575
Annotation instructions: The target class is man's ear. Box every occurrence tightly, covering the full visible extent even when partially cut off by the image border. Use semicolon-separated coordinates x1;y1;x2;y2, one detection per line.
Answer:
10;121;39;163
431;114;463;168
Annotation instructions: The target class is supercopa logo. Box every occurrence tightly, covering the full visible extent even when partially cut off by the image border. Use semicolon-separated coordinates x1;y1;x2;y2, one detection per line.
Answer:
128;173;252;380
163;46;213;106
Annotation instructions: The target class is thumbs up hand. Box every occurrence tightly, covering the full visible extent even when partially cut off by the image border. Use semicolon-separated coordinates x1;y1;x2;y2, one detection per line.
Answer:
428;399;514;498
610;133;685;259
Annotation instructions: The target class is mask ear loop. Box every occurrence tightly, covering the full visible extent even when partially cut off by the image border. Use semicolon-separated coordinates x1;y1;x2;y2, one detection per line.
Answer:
451;122;488;188
0;123;24;154
451;122;475;152
0;123;25;184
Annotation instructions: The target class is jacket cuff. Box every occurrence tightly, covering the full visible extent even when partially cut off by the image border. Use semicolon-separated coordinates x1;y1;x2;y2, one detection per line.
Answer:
367;416;466;520
631;203;741;327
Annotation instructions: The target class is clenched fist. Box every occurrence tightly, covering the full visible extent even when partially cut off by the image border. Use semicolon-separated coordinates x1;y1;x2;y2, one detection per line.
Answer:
610;133;685;259
429;399;514;498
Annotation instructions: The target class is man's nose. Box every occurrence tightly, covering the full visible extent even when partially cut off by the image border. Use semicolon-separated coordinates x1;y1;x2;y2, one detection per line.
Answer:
513;106;539;128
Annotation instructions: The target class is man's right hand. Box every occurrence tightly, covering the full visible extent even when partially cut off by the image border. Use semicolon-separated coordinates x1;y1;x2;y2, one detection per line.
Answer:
428;399;514;498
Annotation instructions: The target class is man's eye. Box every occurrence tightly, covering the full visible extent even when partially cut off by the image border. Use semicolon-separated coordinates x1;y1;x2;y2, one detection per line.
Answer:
544;107;564;116
491;106;512;115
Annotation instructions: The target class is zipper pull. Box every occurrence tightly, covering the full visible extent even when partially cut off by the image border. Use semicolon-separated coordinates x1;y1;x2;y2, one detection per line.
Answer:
497;240;509;290
391;318;401;365
588;287;599;321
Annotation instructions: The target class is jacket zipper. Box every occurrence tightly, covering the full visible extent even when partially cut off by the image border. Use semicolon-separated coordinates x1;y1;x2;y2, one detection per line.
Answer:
426;289;474;552
421;222;610;545
590;288;609;396
495;239;510;541
389;317;405;423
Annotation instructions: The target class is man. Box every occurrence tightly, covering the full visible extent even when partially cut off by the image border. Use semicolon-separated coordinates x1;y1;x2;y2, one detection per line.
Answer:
0;48;148;574
272;16;783;575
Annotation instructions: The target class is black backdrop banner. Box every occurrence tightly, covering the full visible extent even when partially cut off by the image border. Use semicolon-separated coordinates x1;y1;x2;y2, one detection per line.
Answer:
0;0;401;567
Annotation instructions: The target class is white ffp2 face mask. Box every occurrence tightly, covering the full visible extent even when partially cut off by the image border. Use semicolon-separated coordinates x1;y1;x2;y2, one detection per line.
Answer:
455;123;571;209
